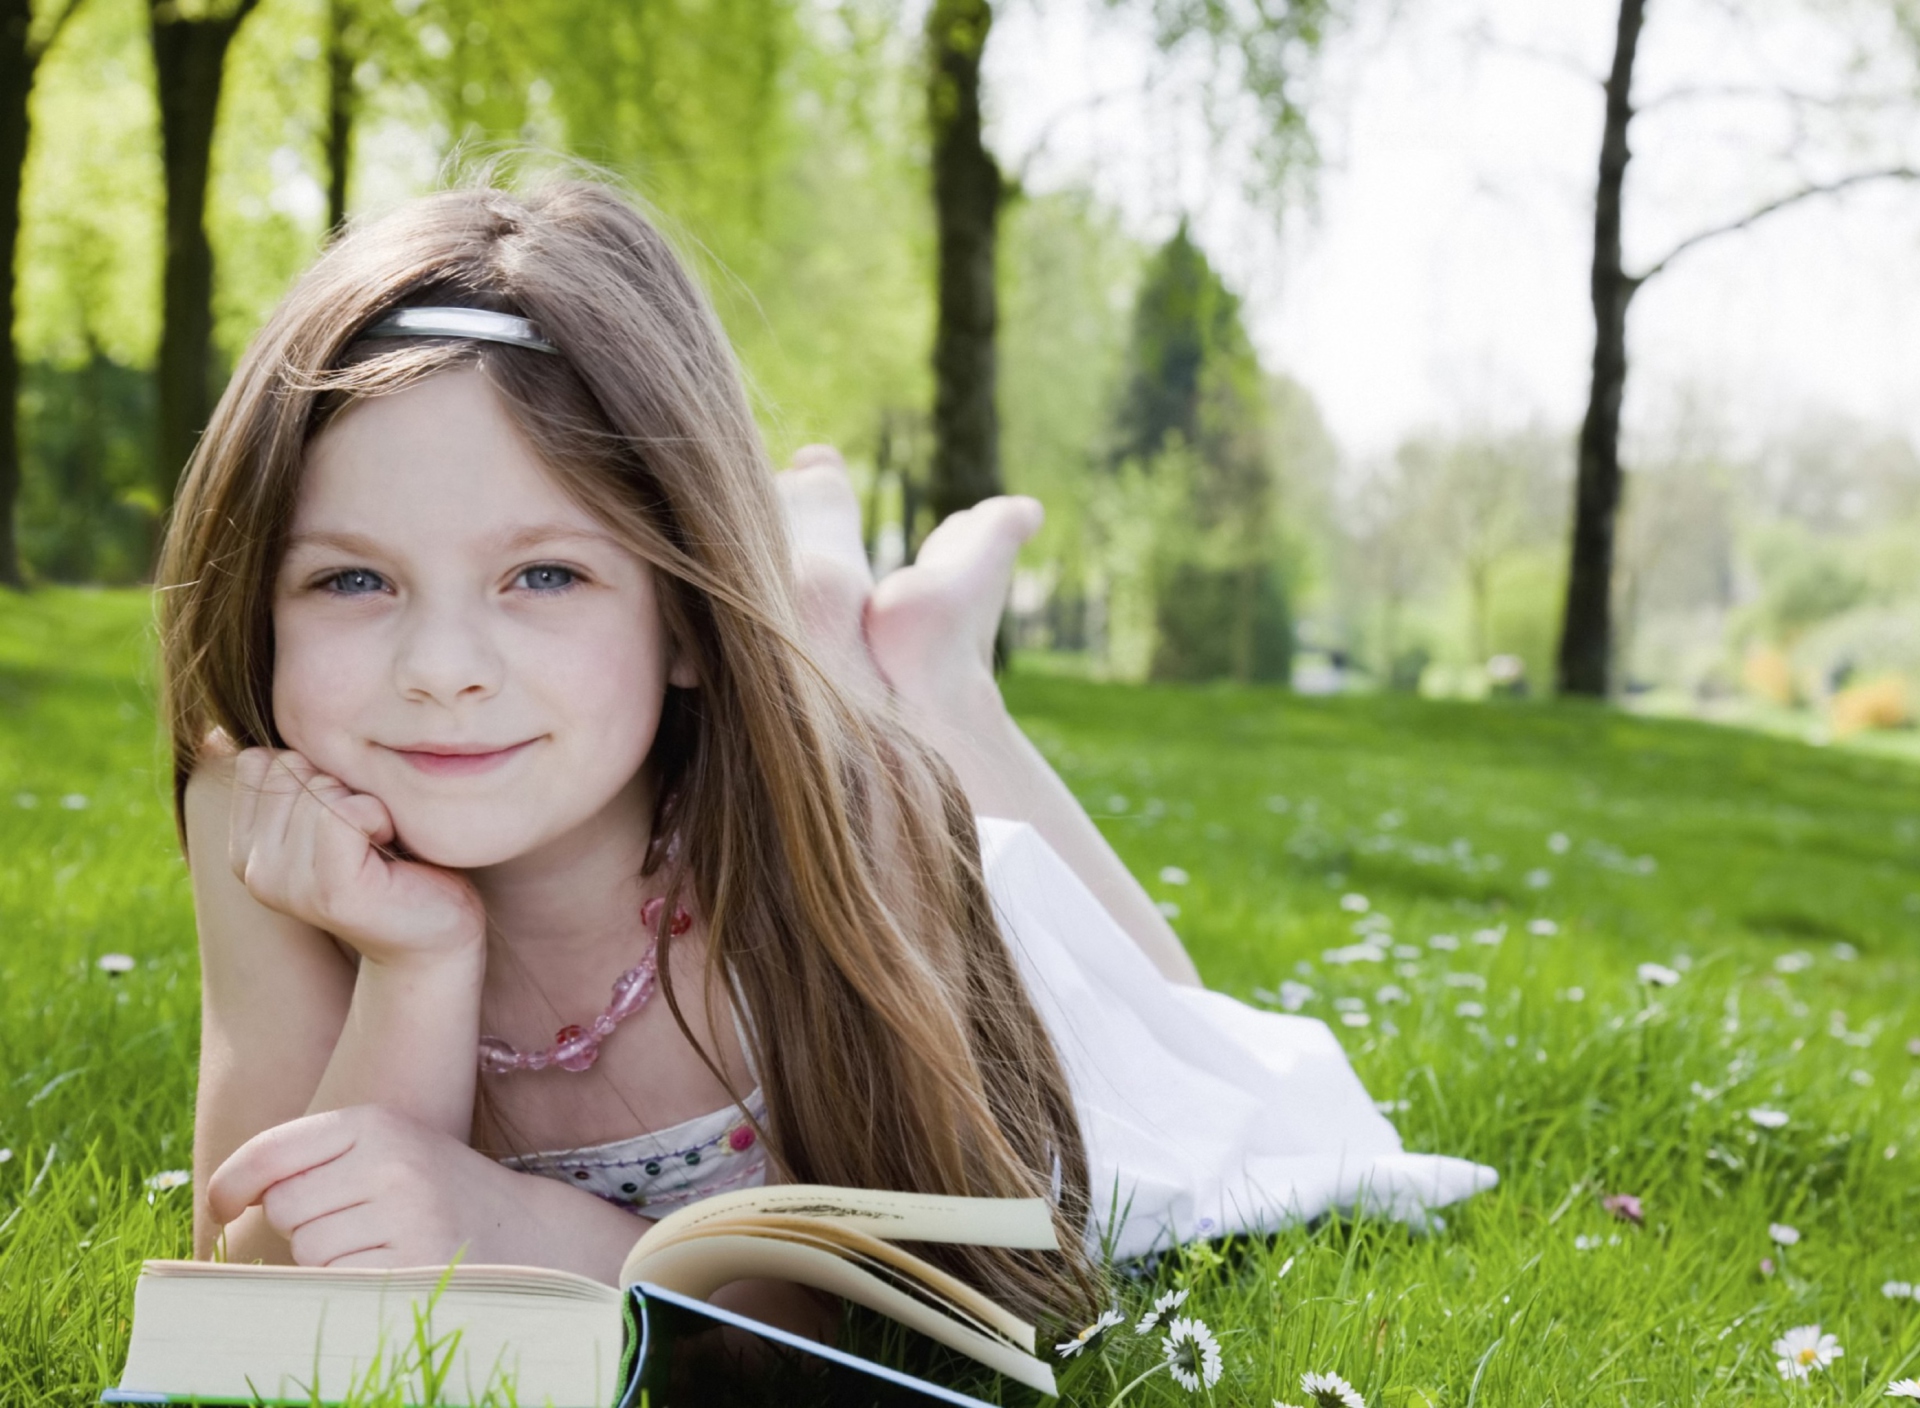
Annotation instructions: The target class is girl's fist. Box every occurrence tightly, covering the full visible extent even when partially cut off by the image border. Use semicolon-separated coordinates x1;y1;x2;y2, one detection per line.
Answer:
228;749;484;966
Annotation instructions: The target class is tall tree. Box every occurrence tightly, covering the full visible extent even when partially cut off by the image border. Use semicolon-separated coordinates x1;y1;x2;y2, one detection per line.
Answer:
1556;0;1918;697
925;0;999;522
324;0;355;233
0;0;81;589
149;0;260;518
1557;0;1643;698
922;0;1332;526
1112;226;1287;683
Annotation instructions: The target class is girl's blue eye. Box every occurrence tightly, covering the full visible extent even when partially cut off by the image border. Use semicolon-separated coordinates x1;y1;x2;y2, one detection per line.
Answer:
324;568;386;595
516;564;578;592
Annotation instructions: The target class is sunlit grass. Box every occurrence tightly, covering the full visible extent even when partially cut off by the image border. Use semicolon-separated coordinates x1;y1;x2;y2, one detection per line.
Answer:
4;589;1919;1405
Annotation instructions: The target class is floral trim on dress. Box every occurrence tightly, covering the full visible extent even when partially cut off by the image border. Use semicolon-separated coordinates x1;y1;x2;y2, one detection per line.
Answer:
499;1090;769;1214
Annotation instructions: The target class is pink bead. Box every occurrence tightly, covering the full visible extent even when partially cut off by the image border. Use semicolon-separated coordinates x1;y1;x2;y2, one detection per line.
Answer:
553;1024;600;1073
477;1037;521;1076
727;1125;756;1153
590;1013;617;1038
670;906;692;937
641;896;665;931
525;1050;551;1072
608;967;655;1022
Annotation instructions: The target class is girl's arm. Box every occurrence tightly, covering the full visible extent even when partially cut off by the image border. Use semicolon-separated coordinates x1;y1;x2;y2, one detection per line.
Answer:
187;749;496;1263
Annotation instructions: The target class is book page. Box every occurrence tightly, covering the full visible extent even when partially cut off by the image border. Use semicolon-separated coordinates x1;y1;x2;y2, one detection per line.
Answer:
115;1262;624;1408
630;1215;1034;1350
624;1185;1057;1277
631;1235;1057;1397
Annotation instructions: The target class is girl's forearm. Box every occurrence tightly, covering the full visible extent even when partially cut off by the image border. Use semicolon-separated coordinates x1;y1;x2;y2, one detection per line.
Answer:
305;944;486;1141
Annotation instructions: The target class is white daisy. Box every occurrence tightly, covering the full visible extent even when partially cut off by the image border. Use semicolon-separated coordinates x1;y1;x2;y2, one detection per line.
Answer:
143;1169;191;1192
96;953;136;975
1748;1108;1790;1130
1159;866;1190;886
1769;1223;1801;1246
1772;1325;1843;1381
1278;980;1317;1012
1300;1369;1367;1408
1339;893;1371;914
1134;1286;1188;1334
1637;962;1681;987
1161;1316;1223;1391
1886;1379;1920;1398
1883;1281;1915;1300
1054;1308;1121;1358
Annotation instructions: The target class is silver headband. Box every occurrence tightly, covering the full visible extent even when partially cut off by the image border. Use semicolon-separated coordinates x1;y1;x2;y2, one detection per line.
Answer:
360;306;559;355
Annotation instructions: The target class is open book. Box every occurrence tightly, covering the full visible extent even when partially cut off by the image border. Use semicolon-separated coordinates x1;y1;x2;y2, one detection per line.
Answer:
103;1184;1062;1407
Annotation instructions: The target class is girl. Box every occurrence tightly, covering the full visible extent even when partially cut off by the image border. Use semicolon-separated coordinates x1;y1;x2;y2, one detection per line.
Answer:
163;180;1491;1336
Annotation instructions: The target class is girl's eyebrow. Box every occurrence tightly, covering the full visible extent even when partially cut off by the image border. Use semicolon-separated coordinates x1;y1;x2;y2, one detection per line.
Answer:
284;523;617;556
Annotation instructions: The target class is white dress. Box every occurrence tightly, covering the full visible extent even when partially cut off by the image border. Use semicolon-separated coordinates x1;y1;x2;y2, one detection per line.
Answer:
500;818;1496;1260
976;817;1496;1261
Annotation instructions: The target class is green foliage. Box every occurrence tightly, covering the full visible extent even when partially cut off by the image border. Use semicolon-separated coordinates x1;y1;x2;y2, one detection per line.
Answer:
999;190;1143;586
7;591;1920;1403
16;358;156;584
1101;227;1291;683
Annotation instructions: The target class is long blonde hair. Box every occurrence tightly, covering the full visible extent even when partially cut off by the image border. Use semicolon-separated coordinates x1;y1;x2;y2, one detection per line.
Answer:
156;180;1095;1320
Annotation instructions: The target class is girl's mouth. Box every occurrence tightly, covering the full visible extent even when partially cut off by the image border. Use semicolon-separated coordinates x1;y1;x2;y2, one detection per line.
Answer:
388;738;539;777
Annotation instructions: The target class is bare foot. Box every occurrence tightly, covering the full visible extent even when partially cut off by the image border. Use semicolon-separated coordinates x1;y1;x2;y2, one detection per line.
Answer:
867;496;1043;713
773;446;882;703
776;445;873;585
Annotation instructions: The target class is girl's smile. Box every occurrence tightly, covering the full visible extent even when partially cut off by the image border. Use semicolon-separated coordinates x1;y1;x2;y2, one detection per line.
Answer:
385;738;544;777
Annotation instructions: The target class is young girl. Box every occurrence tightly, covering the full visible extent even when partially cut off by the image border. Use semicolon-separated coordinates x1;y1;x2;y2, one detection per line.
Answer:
161;180;1491;1335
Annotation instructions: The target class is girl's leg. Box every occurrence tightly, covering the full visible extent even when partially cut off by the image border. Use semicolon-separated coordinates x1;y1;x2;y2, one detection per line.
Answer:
776;449;1203;987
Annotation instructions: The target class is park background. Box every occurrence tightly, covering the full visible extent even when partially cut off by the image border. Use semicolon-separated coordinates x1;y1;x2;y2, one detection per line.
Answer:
3;0;1920;1402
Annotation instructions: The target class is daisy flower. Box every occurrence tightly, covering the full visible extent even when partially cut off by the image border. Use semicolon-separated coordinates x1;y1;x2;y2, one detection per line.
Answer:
1134;1286;1188;1334
1300;1369;1367;1408
144;1169;191;1192
1161;1316;1223;1391
1769;1223;1801;1246
1748;1108;1790;1130
1883;1281;1915;1300
96;953;136;975
1886;1379;1920;1399
1054;1308;1121;1358
1772;1325;1843;1381
1637;962;1681;987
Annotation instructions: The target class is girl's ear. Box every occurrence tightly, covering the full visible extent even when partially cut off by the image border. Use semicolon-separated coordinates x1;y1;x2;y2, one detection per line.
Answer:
666;641;700;690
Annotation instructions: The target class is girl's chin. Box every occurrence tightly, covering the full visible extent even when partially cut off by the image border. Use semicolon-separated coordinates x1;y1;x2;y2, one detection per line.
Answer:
387;812;560;871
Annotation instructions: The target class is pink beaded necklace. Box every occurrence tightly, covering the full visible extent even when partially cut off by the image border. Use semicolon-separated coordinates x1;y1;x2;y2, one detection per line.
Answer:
477;895;692;1076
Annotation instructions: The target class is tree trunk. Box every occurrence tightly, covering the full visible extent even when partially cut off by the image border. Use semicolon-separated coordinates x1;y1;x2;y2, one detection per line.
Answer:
1556;0;1645;698
0;0;34;589
325;0;353;232
925;0;1001;522
149;0;256;521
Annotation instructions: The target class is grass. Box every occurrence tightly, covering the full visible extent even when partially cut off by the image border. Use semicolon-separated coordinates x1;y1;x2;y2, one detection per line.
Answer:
3;587;1919;1405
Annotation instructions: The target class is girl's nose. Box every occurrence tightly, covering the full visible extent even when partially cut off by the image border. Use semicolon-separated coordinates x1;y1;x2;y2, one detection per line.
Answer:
391;596;505;705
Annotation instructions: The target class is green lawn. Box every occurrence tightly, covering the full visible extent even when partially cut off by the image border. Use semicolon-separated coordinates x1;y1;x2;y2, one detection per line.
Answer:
4;588;1919;1405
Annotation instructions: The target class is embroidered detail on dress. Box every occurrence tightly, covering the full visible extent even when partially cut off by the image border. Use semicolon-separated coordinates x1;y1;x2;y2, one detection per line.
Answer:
498;1090;769;1217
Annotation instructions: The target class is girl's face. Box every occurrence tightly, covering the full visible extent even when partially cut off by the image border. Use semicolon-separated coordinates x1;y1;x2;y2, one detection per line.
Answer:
273;367;692;870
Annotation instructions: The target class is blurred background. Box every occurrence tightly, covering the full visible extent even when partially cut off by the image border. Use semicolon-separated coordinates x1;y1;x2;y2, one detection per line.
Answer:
5;0;1920;750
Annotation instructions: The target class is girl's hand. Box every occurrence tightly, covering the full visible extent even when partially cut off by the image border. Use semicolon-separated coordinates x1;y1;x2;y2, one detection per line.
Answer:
206;1106;522;1269
228;748;484;968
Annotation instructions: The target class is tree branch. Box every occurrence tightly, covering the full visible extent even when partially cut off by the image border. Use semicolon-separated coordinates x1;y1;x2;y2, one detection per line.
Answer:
1631;166;1920;288
1636;81;1919;114
31;0;84;59
1460;22;1603;89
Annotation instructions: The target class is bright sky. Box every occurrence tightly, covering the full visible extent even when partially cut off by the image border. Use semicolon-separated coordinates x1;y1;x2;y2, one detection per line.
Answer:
990;0;1920;459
